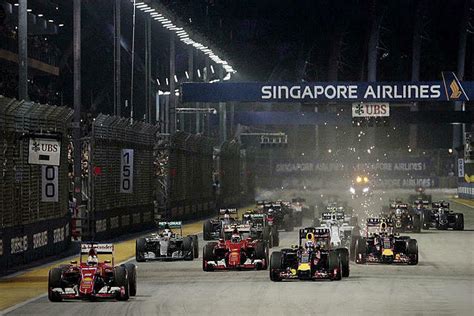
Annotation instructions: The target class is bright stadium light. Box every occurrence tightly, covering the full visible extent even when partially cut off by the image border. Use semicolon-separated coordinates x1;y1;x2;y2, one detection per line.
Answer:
132;0;237;74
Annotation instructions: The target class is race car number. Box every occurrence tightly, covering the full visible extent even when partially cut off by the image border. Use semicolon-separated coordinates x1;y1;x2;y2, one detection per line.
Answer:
120;149;134;193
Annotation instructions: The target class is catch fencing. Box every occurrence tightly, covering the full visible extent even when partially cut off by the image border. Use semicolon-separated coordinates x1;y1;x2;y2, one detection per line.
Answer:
82;114;159;240
0;96;71;273
166;132;215;219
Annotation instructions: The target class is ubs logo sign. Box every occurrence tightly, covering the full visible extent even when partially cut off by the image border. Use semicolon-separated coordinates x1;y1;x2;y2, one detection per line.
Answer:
28;138;61;166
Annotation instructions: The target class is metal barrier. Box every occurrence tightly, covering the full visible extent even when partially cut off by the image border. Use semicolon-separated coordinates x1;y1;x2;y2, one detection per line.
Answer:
83;114;160;240
220;140;242;206
167;132;215;219
0;96;72;273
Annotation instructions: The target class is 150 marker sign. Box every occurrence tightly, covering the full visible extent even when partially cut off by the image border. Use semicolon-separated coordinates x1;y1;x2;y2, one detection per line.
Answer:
352;102;390;117
120;149;134;193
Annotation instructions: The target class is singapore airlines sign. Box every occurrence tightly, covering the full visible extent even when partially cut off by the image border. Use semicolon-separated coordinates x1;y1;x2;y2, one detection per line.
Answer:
260;84;442;101
181;72;472;103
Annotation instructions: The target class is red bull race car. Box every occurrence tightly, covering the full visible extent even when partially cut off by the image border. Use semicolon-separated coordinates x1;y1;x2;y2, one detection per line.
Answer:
354;218;418;265
202;223;268;271
269;227;349;282
48;243;137;301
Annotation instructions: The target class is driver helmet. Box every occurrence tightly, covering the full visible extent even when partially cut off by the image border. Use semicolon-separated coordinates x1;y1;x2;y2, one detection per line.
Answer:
305;240;315;250
224;210;230;220
395;208;402;215
231;228;241;243
267;208;274;215
163;223;172;236
87;248;99;266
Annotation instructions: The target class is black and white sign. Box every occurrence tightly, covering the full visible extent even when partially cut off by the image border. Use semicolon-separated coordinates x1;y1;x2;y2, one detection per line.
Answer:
42;165;59;202
120;149;134;193
28;138;61;166
11;236;28;254
352;102;390;118
458;159;465;178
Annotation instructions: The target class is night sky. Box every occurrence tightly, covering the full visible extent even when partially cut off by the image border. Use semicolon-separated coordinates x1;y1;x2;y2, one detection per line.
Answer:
3;0;473;115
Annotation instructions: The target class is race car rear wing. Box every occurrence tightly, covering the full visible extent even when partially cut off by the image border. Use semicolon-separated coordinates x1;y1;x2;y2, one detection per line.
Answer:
432;201;449;208
299;227;330;239
414;199;430;205
223;224;251;233
367;218;381;226
390;203;408;209
158;221;182;229
80;243;114;254
80;243;115;265
219;208;238;215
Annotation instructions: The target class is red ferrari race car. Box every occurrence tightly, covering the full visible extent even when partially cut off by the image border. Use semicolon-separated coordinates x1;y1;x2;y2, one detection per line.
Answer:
48;243;137;301
202;224;269;271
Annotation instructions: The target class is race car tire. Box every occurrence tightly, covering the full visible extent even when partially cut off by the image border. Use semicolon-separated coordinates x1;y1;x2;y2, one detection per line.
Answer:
136;238;146;262
283;214;293;232
203;220;213;240
114;266;130;301
123;263;137;297
413;214;421;233
328;251;342;281
255;241;268;270
263;226;272;248
336;248;350;277
269;252;283;281
406;239;418;265
422;210;430;230
453;214;464;231
203;242;217;271
355;237;366;264
272;227;280;247
48;268;63;302
191;235;199;258
183;236;194;261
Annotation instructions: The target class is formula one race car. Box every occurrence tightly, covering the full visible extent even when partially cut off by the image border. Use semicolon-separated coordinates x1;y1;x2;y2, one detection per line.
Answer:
242;211;279;247
203;208;239;240
269;227;349;281
385;202;421;233
354;218;418;265
314;211;360;260
136;221;198;261
314;205;358;227
349;175;371;198
421;201;464;230
48;243;137;301
408;187;432;204
291;197;310;223
264;201;295;232
202;223;268;271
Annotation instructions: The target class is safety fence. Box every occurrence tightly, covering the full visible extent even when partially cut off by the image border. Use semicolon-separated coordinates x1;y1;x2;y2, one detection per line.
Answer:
220;140;243;206
0;96;256;272
82;114;159;240
0;96;72;272
166;132;215;219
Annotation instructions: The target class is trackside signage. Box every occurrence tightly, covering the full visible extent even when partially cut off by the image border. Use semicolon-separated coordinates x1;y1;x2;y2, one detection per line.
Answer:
352;102;389;117
181;75;472;103
28;138;61;166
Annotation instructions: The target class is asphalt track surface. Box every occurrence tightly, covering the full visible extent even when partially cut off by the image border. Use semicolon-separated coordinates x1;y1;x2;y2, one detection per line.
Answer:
6;192;474;316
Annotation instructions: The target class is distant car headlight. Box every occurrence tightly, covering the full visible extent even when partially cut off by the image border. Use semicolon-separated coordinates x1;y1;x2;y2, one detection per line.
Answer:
350;187;356;194
363;187;369;193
